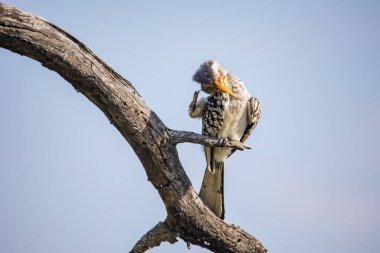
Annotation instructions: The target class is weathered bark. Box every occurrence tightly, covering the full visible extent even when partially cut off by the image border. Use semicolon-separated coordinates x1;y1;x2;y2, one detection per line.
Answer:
0;3;267;253
130;220;179;253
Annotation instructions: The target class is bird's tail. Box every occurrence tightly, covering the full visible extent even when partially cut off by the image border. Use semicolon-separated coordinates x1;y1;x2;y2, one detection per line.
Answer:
199;161;225;219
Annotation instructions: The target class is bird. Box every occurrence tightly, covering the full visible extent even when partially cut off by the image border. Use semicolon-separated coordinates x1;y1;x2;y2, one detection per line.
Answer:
188;60;261;219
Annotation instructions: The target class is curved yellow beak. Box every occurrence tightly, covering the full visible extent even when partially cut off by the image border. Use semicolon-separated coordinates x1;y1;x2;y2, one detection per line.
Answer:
214;76;240;99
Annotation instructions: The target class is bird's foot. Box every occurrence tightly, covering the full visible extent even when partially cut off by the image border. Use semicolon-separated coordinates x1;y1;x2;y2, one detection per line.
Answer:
218;137;252;150
218;137;230;147
188;90;200;113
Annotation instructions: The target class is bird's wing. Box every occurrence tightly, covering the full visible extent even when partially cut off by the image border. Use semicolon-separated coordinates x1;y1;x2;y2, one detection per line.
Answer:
202;92;229;172
202;92;228;137
228;96;261;158
241;96;261;143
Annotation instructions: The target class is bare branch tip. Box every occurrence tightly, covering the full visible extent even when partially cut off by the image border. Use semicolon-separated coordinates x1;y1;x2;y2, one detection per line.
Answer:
130;220;178;253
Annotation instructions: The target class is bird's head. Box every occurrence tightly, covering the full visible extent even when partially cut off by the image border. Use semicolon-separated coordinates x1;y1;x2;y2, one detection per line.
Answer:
192;60;239;98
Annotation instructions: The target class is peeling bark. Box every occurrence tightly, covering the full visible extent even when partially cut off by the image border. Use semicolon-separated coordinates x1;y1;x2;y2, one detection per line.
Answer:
0;3;268;253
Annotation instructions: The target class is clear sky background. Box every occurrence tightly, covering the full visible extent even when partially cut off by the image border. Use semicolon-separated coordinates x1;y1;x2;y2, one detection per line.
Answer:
1;1;379;253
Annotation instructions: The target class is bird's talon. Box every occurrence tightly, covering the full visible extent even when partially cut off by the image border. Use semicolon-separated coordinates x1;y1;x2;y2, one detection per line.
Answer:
188;90;200;112
218;137;229;147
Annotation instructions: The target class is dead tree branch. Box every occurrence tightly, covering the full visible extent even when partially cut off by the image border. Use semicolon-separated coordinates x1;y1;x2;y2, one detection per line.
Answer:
0;3;267;253
130;220;178;253
168;129;252;150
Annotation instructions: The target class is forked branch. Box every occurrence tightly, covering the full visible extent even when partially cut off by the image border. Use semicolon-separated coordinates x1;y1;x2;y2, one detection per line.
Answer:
0;3;267;253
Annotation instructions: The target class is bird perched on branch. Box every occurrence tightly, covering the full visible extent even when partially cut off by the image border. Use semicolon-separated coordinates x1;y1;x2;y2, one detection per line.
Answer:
188;60;261;219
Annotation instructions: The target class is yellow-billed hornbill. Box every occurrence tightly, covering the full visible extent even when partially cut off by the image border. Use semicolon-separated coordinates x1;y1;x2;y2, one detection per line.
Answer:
189;60;261;219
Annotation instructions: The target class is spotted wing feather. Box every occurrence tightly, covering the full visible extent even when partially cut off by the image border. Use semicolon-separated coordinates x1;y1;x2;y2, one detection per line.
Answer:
202;92;229;172
241;96;261;143
228;96;261;157
202;92;228;137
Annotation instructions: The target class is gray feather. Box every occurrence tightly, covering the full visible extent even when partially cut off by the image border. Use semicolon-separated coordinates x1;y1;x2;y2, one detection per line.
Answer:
193;60;227;84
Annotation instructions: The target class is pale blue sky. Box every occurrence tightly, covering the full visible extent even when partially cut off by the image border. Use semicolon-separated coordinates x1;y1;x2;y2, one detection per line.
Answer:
1;1;379;253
